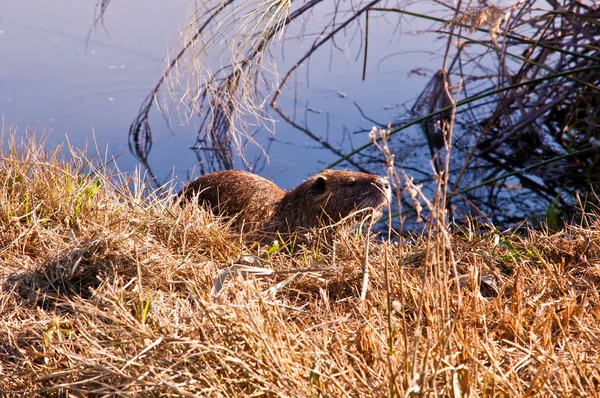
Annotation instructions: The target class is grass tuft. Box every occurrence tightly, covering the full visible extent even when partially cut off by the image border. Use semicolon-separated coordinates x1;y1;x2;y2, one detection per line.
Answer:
1;128;599;395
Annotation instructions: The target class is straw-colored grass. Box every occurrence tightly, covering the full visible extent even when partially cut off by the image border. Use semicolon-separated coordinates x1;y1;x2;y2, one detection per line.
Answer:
1;130;599;396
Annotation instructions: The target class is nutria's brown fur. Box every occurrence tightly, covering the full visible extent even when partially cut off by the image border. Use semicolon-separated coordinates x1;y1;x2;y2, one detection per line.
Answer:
178;170;285;231
178;169;391;239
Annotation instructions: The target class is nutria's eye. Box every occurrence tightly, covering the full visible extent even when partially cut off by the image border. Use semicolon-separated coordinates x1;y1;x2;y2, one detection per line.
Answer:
348;179;356;187
313;176;327;194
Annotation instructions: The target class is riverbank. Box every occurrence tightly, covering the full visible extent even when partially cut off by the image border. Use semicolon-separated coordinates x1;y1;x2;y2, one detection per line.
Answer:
1;134;599;396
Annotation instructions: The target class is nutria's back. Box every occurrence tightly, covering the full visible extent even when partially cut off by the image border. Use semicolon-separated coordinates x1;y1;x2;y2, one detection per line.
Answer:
178;169;391;239
177;170;285;231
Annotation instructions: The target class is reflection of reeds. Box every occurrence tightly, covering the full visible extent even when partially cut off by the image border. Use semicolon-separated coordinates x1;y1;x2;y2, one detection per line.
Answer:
345;2;600;228
126;0;292;174
411;69;453;169
119;0;385;176
93;0;112;27
450;1;600;225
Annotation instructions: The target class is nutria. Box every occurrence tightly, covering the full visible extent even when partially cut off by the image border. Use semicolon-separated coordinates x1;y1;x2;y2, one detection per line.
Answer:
178;169;391;239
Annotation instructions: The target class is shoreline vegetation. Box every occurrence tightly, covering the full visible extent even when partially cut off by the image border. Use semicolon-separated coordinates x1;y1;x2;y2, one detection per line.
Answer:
1;132;599;396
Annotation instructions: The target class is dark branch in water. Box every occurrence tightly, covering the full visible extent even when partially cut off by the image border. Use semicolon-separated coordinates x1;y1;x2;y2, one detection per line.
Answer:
128;0;237;175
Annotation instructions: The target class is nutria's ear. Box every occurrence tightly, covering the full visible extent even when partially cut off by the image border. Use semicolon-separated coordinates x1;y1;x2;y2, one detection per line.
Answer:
313;176;327;194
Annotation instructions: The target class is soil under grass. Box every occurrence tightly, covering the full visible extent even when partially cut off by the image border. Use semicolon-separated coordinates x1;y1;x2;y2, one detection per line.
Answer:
1;133;599;396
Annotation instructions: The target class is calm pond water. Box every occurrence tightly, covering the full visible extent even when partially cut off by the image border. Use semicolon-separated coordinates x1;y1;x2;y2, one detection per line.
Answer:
1;0;434;190
2;0;195;180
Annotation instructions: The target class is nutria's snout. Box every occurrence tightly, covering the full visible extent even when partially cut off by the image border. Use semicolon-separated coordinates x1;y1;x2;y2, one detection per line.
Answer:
355;175;390;214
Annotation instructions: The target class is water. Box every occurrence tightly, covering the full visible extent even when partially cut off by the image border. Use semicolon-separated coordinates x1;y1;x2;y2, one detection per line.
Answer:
1;0;434;190
1;0;199;180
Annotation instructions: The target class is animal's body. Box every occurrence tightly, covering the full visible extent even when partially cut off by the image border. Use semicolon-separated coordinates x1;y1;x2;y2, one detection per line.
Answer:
178;169;391;239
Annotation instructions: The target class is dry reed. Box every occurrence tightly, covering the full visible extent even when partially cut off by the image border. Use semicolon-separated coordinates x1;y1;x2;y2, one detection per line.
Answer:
1;129;599;396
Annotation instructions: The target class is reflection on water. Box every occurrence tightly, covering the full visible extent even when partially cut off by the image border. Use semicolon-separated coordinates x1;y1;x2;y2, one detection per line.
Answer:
1;0;430;190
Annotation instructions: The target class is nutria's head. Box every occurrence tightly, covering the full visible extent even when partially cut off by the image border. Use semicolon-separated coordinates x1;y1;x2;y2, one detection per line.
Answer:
276;170;392;231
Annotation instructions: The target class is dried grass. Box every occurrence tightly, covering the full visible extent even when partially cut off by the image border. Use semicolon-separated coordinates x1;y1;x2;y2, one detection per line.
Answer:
1;129;599;396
